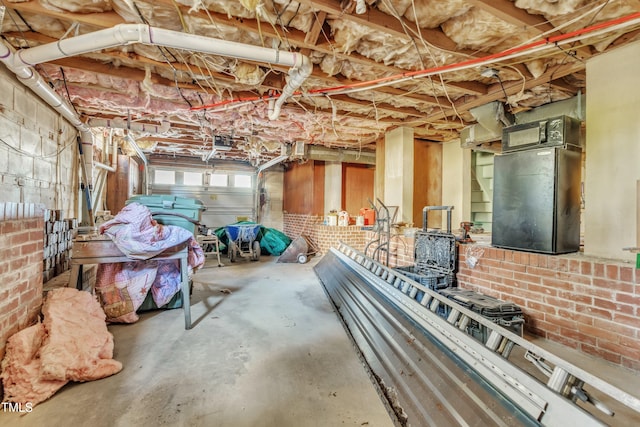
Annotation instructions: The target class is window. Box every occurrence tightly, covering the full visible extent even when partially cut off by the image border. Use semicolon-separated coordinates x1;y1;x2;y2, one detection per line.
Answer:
183;172;202;186
234;174;252;188
210;173;228;187
154;169;175;185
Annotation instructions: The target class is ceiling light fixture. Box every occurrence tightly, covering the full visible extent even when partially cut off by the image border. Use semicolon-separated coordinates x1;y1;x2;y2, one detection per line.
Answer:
480;68;499;78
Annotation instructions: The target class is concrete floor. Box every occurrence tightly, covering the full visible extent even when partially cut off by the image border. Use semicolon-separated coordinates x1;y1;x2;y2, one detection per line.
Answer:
5;256;394;427
5;254;640;426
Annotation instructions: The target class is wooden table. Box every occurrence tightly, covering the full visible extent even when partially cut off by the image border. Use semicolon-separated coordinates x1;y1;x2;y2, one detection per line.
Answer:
70;235;192;329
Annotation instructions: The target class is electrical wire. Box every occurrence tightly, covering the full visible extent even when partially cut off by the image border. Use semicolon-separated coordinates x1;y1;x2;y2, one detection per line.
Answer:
191;6;640;117
380;0;464;125
0;133;76;158
515;0;613;49
548;0;612;83
59;67;80;116
309;11;640;96
130;1;196;109
405;0;458;121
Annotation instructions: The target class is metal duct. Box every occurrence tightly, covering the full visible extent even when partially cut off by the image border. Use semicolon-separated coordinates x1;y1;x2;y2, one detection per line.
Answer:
460;102;512;150
515;93;585;124
306;145;376;165
87;117;170;134
461;95;585;151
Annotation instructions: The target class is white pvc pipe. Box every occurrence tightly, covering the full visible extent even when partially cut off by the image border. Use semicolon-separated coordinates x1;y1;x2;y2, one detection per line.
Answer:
11;24;311;121
0;22;314;221
0;43;88;131
126;133;149;195
257;154;288;173
16;25;151;65
76;130;94;188
109;129;118;170
94;131;119;172
94;161;115;172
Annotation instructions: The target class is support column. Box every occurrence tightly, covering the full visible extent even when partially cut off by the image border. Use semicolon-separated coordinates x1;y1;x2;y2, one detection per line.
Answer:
324;161;342;213
383;127;414;224
442;140;471;230
585;40;640;262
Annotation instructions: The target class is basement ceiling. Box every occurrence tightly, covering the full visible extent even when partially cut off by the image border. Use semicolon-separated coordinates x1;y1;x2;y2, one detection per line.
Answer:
1;0;640;165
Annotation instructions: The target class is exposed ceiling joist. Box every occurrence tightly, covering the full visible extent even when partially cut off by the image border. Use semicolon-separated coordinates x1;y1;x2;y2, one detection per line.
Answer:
1;0;637;162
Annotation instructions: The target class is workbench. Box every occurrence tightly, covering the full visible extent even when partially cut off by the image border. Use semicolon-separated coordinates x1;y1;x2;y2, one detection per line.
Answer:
69;234;192;329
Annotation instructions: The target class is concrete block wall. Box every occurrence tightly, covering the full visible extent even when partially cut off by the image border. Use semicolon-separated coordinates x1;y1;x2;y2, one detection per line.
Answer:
0;66;78;219
0;204;45;362
0;67;78;364
457;246;640;371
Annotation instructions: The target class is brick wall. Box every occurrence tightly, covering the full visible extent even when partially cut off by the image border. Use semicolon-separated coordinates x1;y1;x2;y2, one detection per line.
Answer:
283;213;370;256
289;214;640;370
315;225;367;255
457;245;640;371
283;213;323;240
0;204;45;362
341;232;640;370
363;230;414;267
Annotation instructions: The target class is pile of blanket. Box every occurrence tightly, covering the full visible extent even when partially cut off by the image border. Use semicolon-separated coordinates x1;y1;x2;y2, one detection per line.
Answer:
1;288;122;406
95;202;205;323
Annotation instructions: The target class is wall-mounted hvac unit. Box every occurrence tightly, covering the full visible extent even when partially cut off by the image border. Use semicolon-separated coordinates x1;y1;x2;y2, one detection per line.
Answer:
214;135;233;150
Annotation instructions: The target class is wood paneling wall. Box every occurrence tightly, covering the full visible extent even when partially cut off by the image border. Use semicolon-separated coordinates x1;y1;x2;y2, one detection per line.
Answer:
342;164;374;216
413;140;442;229
106;155;132;215
283;161;325;215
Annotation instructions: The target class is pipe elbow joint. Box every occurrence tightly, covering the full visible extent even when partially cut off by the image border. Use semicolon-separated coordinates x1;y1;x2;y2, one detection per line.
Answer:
268;53;311;121
268;102;282;121
114;23;151;45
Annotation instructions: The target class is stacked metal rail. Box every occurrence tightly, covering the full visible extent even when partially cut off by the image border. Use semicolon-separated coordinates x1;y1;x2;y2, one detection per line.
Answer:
315;243;640;426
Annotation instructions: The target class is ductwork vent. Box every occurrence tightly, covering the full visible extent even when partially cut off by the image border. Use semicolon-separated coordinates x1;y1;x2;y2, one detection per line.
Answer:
460;101;513;152
460;125;502;152
306;146;375;165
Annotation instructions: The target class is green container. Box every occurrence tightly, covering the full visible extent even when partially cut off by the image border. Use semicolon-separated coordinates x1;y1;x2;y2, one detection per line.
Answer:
138;287;184;311
126;195;206;234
